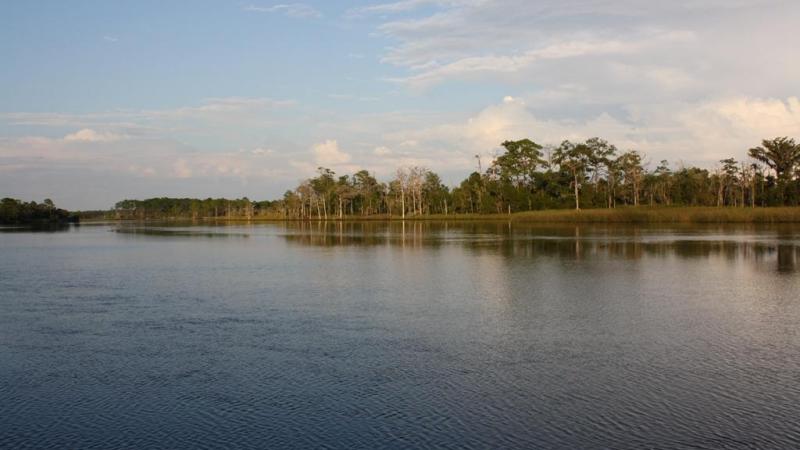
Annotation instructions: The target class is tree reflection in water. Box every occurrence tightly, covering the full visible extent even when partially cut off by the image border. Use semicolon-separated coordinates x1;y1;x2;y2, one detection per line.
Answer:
278;221;800;274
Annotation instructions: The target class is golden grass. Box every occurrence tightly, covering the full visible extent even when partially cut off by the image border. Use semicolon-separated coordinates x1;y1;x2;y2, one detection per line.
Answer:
510;207;800;223
283;207;800;223
274;207;800;223
89;207;800;223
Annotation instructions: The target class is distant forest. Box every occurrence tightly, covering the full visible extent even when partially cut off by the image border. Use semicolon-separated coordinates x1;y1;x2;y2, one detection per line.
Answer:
111;136;800;220
0;198;78;225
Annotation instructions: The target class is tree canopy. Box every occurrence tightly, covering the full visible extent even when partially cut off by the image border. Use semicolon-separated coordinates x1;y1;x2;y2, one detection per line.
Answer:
105;135;800;220
0;198;77;225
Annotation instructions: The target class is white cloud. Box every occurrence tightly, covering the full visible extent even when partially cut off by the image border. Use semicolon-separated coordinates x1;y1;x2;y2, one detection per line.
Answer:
250;147;275;156
313;139;352;165
64;128;127;142
172;159;193;178
674;96;800;160
244;3;322;18
380;95;800;168
373;146;392;156
128;165;157;177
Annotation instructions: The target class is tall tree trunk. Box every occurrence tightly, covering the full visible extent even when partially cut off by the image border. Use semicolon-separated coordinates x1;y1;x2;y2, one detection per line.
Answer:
400;187;405;219
573;172;580;210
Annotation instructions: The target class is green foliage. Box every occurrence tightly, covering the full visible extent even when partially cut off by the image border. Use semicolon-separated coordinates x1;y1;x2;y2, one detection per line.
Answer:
748;137;800;203
112;197;273;220
100;135;800;221
748;137;800;179
0;198;77;225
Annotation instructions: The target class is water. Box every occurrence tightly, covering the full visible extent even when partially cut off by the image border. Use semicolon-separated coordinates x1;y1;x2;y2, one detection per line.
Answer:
1;221;799;449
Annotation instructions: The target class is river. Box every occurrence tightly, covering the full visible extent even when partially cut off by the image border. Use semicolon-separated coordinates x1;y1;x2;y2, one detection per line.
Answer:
1;221;799;448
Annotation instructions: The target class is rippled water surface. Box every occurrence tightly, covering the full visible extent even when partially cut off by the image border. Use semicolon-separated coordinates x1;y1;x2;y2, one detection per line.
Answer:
2;221;800;449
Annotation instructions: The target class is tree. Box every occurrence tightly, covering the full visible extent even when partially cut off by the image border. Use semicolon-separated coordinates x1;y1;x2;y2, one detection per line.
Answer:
552;140;590;210
422;171;450;214
0;198;76;225
617;151;644;206
353;170;380;215
394;167;411;218
408;166;428;216
492;139;546;211
719;158;740;206
653;160;672;206
584;137;618;208
283;190;301;218
749;137;800;204
310;167;336;219
495;140;544;186
335;175;357;218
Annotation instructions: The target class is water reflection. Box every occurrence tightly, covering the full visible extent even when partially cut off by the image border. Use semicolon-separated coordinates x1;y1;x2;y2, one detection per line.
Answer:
113;226;250;239
277;220;800;274
778;244;798;273
0;223;73;233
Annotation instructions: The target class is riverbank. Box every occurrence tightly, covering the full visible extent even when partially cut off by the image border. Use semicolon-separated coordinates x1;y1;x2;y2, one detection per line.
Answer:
512;207;800;223
83;207;800;224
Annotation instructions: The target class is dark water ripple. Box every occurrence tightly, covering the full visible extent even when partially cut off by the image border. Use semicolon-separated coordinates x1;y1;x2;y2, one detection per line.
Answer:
1;222;800;449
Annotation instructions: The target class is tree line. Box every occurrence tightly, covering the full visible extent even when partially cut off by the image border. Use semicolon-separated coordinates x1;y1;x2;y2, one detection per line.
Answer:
112;197;279;220
112;136;800;220
0;198;78;225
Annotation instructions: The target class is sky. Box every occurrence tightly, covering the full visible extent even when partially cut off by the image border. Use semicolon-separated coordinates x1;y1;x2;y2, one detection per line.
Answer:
1;0;799;209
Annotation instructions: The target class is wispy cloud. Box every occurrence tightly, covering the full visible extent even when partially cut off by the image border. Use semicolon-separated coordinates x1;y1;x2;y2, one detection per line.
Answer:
361;0;800;122
250;147;275;156
386;32;695;89
146;97;296;120
244;3;322;19
1;97;296;130
328;93;380;102
103;35;118;42
0;135;288;181
64;128;128;142
347;0;469;18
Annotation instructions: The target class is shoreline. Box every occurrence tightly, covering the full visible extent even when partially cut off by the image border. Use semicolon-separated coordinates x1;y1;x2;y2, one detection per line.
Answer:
82;206;800;224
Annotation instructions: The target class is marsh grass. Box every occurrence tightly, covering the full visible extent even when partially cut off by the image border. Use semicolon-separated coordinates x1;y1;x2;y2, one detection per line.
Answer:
189;207;800;224
507;207;800;223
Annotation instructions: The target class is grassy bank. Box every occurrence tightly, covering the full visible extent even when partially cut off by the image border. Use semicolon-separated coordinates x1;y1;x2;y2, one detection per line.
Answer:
231;207;800;223
509;207;800;223
86;207;800;224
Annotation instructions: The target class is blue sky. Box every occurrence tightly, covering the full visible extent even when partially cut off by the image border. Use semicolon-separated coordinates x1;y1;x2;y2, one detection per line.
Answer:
2;0;799;209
